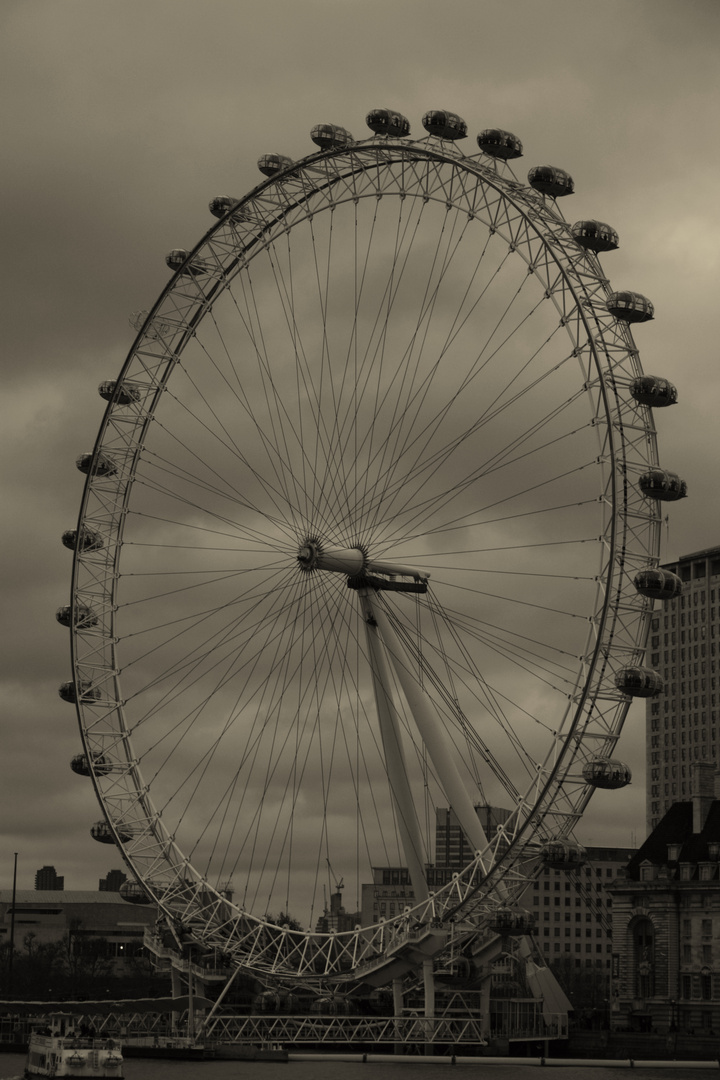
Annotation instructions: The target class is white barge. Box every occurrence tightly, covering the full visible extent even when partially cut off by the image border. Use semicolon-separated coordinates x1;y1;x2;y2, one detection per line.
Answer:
25;1014;123;1079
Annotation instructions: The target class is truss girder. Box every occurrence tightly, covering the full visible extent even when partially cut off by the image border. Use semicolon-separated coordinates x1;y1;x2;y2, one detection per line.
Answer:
67;136;660;983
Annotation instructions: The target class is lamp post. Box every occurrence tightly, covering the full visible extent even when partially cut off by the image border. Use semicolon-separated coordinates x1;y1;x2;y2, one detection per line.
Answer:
8;853;18;998
669;998;677;1033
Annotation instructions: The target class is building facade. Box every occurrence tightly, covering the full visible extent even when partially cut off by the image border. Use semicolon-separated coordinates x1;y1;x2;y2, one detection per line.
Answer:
98;869;127;892
0;890;156;968
34;866;64;891
647;546;720;832
359;805;634;974
524;846;636;971
609;763;720;1034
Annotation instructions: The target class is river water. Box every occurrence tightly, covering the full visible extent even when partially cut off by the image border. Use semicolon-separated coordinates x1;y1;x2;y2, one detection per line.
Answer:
2;1050;719;1080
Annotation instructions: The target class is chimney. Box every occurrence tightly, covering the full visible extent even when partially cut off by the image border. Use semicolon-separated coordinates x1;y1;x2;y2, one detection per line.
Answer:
691;761;715;833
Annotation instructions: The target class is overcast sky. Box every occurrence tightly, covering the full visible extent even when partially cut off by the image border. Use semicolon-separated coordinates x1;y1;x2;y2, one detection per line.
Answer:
2;0;719;893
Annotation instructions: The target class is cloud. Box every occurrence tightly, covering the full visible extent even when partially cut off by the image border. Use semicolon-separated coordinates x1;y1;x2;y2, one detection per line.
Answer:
1;1;717;930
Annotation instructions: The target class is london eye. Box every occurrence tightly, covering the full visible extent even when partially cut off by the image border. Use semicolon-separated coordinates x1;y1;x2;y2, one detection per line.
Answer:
60;108;683;996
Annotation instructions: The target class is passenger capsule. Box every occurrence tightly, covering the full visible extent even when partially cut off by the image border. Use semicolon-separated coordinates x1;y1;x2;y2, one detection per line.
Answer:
58;681;101;704
120;880;153;904
98;380;141;406
76;451;118;478
606;290;654;323
257;154;294;177
209;196;240;219
639;469;688;502
70;753;111;777
630;375;678;408
165;249;207;276
489;906;535;936
366;108;411;137
91;820;134;845
582;757;632;790
528;166;574;197
310;123;354;149
634;568;683;601
422;111;468;140
62;527;103;552
540;840;588;871
56;604;98;629
477;129;523;159
571;220;619;252
615;666;664;698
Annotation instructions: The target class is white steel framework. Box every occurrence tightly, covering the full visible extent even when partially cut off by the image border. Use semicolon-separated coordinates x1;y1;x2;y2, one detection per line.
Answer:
64;118;664;985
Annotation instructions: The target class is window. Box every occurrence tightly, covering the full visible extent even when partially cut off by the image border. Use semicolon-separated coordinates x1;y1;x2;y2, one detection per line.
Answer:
634;918;655;998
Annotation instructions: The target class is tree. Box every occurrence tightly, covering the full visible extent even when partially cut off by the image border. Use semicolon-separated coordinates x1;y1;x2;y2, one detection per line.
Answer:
549;955;609;1026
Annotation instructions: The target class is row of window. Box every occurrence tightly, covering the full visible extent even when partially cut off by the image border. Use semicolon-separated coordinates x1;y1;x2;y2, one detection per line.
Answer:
535;908;607;924
533;896;610;907
681;973;715;1001
683;944;714;963
682;919;714;937
541;926;605;937
547;945;610;959
650;758;715;781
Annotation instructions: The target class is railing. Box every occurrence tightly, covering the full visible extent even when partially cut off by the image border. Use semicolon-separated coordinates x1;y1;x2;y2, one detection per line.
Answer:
204;1013;487;1047
143;928;229;980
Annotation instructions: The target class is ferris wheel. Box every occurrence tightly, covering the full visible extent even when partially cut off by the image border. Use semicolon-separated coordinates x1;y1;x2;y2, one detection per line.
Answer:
60;108;684;985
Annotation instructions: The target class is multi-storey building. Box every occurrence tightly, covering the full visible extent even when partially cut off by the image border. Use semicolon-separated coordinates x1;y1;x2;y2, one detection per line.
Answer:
99;869;127;892
524;847;636;971
646;546;720;832
361;806;507;925
34;865;64;891
360;805;634;974
609;762;720;1034
0;890;156;967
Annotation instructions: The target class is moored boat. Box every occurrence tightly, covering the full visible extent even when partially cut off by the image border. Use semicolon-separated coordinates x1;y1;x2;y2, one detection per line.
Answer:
25;1014;123;1079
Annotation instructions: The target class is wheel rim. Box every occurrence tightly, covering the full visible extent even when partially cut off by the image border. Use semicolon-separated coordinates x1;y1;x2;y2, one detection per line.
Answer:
68;134;660;979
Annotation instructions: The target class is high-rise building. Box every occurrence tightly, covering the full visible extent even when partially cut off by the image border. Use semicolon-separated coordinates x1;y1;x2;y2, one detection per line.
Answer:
646;546;720;832
609;762;720;1035
360;805;634;969
34;865;64;891
523;846;635;970
98;869;127;892
435;805;512;867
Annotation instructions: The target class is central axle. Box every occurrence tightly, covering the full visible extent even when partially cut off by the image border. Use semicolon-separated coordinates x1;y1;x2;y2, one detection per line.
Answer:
297;541;430;584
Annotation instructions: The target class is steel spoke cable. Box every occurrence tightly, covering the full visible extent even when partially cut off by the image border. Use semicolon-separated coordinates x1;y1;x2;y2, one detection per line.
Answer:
354;329;579;546
129;473;297;550
185;301;306;528
152;364;306;535
364;202;475;527
153;574;343;870
344;334;578;539
124;563;311;734
360;245;542;532
348;289;559;542
353;195;434;530
373;447;598;557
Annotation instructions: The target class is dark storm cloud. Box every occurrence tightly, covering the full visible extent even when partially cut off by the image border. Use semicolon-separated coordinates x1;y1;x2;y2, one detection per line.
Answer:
2;0;718;890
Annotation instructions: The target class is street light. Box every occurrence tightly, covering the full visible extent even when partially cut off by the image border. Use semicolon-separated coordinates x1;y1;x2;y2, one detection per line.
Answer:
669;998;677;1033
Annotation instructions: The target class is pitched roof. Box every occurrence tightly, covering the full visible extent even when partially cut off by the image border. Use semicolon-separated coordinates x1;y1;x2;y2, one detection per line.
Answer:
624;800;720;880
